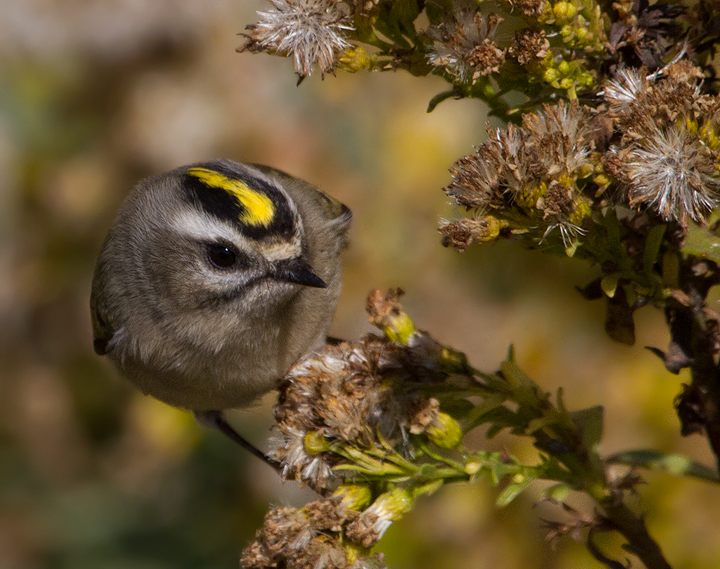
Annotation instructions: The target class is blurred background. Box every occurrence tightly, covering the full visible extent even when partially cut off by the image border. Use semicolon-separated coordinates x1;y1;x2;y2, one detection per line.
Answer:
0;1;718;568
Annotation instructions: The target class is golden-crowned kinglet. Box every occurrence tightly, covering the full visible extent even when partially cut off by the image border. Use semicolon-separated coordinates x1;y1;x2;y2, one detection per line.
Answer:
91;160;351;462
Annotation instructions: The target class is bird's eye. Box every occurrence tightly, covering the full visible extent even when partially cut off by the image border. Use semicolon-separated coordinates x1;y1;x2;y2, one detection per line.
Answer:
206;244;237;269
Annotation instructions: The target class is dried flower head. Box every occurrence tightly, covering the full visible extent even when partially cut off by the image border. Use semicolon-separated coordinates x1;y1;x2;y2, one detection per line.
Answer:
439;216;506;251
240;0;354;78
510;28;549;65
605;61;708;134
503;0;545;18
343;0;379;17
603;67;648;114
600;60;720;222
426;9;505;83
606;123;720;222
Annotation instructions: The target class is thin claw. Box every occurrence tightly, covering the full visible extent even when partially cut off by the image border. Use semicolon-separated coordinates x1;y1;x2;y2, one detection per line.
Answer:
195;410;280;471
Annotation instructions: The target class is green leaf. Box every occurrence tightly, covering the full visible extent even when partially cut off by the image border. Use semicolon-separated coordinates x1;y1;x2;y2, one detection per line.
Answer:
427;88;462;113
501;358;538;390
470;406;522;436
564;239;579;257
681;223;720;263
643;224;666;275
569;405;604;450
556;387;568;415
602;208;622;249
412;479;444;497
501;358;550;408
374;0;420;47
496;478;533;507
486;423;506;439
464;393;507;431
545;482;572;502
607;450;720;483
425;0;453;25
600;274;619;298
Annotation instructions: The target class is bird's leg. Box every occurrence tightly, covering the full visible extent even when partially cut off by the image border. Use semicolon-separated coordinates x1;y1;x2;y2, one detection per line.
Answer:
326;335;345;346
194;410;280;471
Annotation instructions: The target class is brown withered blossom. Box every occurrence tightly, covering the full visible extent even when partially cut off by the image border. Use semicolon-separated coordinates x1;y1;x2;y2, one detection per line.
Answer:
606;123;720;222
241;497;387;569
343;0;379;18
239;0;354;78
602;67;648;114
443;101;596;246
606;0;685;70
503;0;545;18
602;61;720;222
604;60;706;132
509;28;549;66
425;8;505;84
439;216;505;251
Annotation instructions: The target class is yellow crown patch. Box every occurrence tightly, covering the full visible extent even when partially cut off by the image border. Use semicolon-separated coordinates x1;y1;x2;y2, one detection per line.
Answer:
187;167;275;227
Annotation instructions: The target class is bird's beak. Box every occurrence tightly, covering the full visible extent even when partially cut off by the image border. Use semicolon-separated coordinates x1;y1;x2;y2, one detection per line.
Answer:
275;258;327;289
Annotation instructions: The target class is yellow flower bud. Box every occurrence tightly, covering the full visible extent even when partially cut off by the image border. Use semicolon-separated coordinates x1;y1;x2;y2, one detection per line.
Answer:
476;215;503;242
383;311;416;345
593;173;611;187
427;412;463;449
560;24;573;38
338;46;373;73
576;163;594;179
304;430;332;454
553;1;576;20
543;67;559;83
371;488;414;520
332;484;373;511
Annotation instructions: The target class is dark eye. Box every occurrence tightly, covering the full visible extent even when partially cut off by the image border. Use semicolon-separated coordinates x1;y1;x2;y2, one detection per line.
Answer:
206;244;237;269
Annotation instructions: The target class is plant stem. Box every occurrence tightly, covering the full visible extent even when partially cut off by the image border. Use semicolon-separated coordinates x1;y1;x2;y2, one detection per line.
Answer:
599;499;673;569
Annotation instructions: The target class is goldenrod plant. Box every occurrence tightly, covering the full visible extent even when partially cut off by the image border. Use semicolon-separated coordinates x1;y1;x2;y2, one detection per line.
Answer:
238;1;720;567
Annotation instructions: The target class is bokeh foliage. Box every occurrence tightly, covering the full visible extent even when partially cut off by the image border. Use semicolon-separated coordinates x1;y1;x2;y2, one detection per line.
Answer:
1;1;720;569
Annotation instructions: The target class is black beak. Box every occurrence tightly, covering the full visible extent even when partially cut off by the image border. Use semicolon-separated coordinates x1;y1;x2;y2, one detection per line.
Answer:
275;258;327;289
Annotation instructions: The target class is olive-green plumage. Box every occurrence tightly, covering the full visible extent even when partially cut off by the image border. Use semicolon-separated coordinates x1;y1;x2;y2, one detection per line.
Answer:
91;159;351;412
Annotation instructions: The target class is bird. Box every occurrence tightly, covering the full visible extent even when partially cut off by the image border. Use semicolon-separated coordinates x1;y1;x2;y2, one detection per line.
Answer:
90;159;351;466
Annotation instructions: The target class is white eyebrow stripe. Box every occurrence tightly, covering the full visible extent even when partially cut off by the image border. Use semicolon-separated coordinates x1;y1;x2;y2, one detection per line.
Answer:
262;240;303;262
171;210;240;246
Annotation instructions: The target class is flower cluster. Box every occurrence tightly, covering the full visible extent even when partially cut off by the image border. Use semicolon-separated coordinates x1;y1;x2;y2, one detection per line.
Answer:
271;289;466;492
244;290;474;567
243;290;668;568
241;491;388;569
441;101;597;251
442;59;720;254
425;8;505;84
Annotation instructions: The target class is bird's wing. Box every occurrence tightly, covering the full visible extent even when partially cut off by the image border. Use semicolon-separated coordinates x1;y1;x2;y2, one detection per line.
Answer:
89;256;118;356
